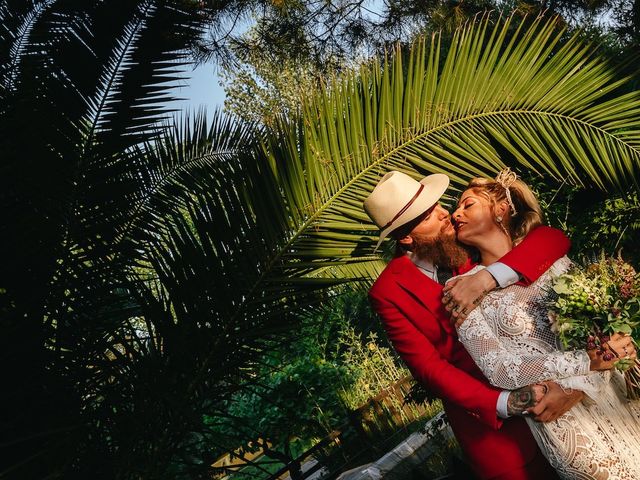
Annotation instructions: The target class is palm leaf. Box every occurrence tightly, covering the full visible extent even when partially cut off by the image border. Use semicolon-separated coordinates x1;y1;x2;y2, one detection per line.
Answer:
0;0;55;100
257;13;640;283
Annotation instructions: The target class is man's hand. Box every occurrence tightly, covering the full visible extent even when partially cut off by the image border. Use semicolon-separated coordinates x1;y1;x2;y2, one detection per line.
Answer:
442;269;496;327
506;384;546;416
527;381;584;422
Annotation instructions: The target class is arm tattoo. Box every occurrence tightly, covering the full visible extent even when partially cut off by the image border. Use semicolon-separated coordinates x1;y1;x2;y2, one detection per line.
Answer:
507;385;537;416
472;289;489;305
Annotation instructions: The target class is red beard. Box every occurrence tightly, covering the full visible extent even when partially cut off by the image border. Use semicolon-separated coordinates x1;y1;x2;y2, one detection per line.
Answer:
411;227;469;269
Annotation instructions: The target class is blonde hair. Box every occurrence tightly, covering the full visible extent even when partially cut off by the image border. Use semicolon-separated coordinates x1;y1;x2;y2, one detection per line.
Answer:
466;172;544;244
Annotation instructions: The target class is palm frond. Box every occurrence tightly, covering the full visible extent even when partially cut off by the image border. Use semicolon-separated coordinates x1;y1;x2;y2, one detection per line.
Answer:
259;13;640;274
81;0;203;151
0;0;56;99
0;1;209;476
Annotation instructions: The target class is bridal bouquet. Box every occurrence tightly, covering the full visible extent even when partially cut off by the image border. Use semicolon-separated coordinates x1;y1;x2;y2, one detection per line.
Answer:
548;255;640;400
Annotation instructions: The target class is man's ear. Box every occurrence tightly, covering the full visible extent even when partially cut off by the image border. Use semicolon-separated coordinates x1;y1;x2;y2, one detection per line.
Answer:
398;235;413;248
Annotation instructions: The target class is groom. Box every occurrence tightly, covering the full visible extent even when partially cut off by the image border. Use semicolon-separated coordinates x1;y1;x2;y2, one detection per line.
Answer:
364;171;582;480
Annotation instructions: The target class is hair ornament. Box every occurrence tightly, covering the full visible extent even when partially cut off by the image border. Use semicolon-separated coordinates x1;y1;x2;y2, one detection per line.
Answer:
495;168;518;216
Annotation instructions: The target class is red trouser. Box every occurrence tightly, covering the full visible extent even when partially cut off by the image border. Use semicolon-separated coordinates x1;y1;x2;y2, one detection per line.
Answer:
490;449;559;480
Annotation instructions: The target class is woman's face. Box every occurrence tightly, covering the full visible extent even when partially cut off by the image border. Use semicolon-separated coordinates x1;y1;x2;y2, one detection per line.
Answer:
452;188;497;246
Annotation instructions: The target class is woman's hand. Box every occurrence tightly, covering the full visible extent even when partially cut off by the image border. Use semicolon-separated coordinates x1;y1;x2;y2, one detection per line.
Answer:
588;333;636;371
442;269;497;327
527;381;584;422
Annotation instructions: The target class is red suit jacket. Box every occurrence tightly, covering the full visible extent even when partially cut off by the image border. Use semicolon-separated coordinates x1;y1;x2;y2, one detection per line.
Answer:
369;226;570;479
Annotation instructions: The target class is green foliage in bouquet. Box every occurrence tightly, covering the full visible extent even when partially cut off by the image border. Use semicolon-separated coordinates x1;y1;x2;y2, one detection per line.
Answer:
549;255;640;398
550;255;640;348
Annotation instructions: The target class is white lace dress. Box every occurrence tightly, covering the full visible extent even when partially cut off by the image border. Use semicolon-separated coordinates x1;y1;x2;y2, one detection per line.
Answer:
456;256;640;480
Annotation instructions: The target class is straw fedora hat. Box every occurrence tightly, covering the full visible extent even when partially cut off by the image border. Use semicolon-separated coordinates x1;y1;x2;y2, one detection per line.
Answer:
364;171;449;250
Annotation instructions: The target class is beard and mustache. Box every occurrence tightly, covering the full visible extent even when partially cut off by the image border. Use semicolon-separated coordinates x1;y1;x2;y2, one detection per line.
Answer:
410;222;470;269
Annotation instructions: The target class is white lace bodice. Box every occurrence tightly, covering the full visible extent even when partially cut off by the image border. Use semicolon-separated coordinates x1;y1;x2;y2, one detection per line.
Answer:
456;256;607;396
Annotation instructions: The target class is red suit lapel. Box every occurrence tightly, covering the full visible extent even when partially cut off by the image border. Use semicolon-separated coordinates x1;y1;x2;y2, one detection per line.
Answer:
389;256;457;337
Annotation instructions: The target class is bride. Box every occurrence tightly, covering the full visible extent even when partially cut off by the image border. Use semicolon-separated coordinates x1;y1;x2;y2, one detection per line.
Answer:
449;169;640;479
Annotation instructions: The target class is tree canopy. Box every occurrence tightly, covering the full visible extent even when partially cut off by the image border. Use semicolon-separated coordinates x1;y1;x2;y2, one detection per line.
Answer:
197;0;640;71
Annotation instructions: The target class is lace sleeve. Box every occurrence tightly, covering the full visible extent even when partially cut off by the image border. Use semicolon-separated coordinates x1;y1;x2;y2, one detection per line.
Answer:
457;307;591;390
556;371;610;402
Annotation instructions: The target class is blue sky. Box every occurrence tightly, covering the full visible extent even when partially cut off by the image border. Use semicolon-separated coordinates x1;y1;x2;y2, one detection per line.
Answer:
173;62;225;113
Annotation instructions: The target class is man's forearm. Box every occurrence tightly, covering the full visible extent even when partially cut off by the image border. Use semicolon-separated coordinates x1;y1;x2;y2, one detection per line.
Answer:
498;226;570;284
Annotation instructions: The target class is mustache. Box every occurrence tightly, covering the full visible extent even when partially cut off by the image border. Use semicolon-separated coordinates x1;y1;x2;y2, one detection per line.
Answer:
441;216;453;233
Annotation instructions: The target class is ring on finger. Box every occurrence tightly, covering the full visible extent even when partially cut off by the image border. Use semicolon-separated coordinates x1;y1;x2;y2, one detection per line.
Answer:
443;291;451;299
452;304;460;313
